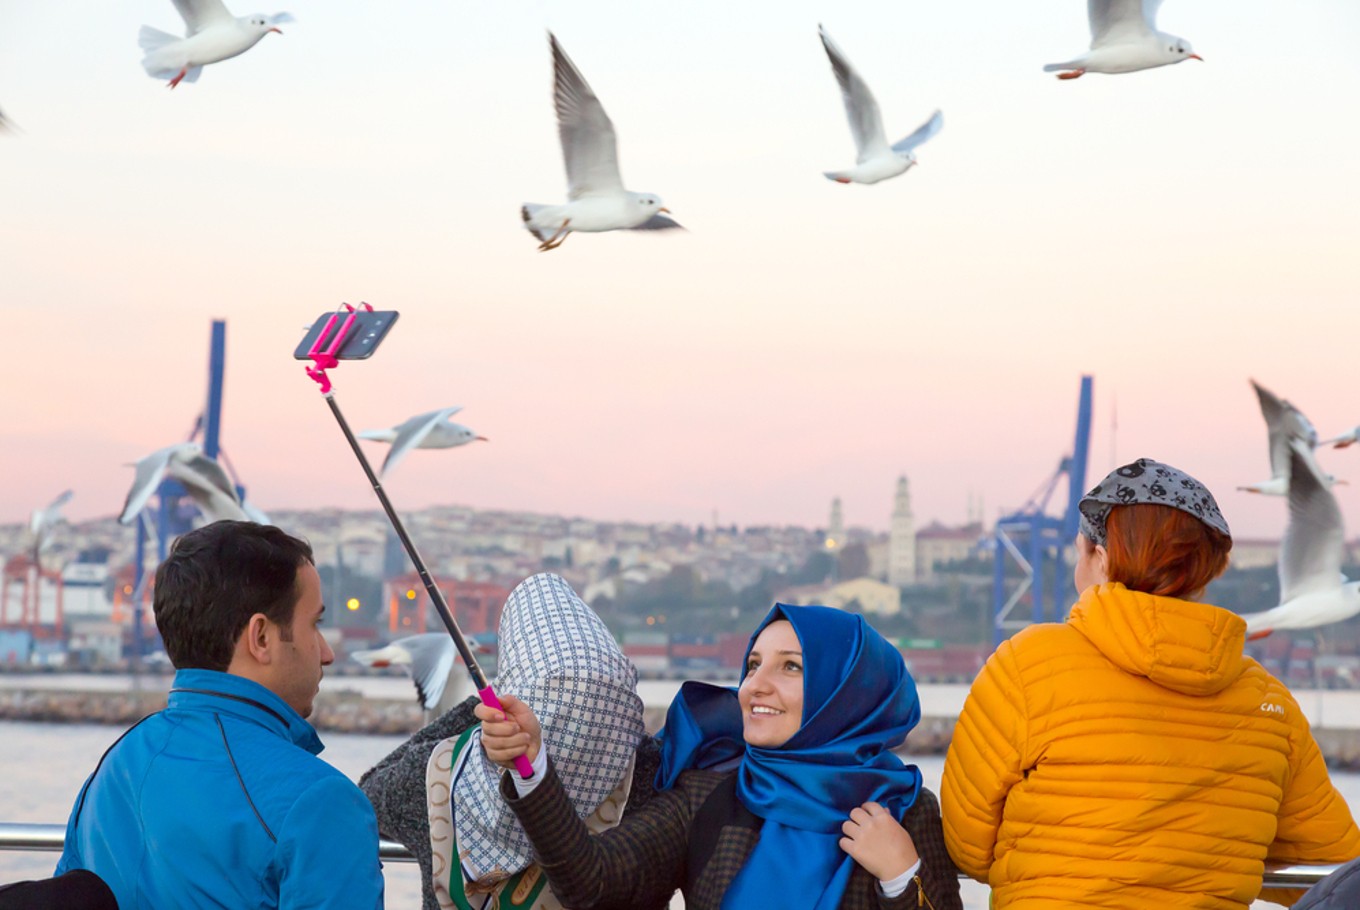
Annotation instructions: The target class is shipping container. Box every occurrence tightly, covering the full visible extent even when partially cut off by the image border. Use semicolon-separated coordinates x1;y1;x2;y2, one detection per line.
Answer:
626;653;671;677
670;634;722;671
718;633;749;669
0;629;33;666
1262;635;1292;661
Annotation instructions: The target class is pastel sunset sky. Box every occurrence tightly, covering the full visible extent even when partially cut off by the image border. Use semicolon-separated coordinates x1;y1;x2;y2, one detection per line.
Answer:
2;1;1358;541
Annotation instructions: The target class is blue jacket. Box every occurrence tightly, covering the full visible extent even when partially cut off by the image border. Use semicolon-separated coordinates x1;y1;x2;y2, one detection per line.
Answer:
56;669;384;909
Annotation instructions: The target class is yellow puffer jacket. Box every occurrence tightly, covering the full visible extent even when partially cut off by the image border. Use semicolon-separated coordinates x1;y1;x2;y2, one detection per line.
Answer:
941;583;1360;909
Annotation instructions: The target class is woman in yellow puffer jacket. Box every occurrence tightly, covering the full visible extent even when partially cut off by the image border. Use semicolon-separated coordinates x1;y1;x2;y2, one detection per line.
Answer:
941;457;1360;909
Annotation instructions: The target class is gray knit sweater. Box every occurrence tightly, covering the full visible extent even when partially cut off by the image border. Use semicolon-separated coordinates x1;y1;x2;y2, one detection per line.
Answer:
358;696;662;910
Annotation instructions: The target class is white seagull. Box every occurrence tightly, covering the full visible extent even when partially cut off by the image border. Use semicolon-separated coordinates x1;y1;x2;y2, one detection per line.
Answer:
118;442;248;525
358;406;487;478
28;490;74;570
521;33;682;252
1045;0;1202;80
351;634;477;720
818;26;942;186
29;490;73;547
1241;440;1360;639
140;0;292;89
1239;380;1341;495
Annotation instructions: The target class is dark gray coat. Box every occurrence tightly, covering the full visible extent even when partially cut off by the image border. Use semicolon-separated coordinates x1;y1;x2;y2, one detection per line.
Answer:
358;696;662;910
1295;856;1360;910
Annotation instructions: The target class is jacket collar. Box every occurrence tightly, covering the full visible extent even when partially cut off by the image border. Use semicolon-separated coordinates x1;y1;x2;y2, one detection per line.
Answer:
168;668;325;755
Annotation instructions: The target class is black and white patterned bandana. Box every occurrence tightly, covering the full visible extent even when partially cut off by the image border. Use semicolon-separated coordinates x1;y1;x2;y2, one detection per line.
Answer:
1078;457;1230;546
451;573;644;882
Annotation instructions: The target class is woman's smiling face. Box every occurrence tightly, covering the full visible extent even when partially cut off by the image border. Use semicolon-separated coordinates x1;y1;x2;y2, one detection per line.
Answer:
738;619;804;748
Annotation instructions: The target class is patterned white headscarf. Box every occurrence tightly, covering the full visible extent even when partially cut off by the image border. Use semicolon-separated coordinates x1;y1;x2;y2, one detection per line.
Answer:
450;573;644;883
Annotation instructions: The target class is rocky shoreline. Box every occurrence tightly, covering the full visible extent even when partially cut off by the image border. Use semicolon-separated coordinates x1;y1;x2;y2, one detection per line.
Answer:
5;689;1360;771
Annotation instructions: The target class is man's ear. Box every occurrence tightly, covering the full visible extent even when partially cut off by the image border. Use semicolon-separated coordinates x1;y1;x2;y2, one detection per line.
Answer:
242;613;275;665
1095;543;1110;582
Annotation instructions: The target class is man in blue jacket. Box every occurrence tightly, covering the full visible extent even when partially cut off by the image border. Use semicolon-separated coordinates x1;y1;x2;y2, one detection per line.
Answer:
55;521;385;909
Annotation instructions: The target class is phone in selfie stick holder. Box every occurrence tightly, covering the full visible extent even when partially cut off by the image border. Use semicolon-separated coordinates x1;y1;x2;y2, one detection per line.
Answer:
300;303;534;780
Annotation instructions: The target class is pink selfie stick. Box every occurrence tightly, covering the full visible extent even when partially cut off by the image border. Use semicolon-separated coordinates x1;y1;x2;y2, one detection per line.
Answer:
305;304;534;780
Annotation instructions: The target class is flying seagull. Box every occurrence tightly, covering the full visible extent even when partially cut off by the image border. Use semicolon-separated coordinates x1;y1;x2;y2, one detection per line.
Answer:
140;0;292;89
1239;380;1341;495
28;490;74;572
351;634;479;721
118;442;248;524
1045;0;1202;80
1241;440;1360;639
30;490;74;548
818;26;942;186
358;406;486;478
521;33;682;252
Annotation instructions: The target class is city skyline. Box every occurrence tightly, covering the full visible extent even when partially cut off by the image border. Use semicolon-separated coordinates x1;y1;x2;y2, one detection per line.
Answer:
2;1;1358;540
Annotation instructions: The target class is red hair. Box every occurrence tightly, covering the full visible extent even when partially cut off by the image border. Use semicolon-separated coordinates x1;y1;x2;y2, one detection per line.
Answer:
1103;504;1232;600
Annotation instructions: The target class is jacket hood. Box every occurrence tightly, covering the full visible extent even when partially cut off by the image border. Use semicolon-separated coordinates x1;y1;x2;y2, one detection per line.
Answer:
1068;583;1247;696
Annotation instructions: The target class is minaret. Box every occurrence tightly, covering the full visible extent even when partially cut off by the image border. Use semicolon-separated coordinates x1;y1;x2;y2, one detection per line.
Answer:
825;497;844;551
888;476;916;587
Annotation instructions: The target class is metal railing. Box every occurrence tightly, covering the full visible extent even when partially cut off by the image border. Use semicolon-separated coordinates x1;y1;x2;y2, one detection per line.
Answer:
0;823;1341;889
0;823;416;863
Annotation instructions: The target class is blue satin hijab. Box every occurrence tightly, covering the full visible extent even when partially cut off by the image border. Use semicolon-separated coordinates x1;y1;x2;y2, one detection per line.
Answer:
656;604;922;910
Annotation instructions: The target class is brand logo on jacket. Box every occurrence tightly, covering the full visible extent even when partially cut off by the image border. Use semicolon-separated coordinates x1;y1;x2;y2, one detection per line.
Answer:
1260;702;1285;715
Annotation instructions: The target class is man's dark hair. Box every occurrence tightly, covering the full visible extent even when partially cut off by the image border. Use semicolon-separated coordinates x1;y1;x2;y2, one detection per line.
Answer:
153;521;314;671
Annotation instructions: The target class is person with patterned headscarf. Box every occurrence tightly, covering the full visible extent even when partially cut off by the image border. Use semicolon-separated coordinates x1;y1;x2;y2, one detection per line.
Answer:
360;573;664;910
942;458;1360;909
476;603;962;910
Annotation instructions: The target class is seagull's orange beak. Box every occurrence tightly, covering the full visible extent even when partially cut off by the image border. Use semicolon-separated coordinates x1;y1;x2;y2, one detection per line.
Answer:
659;207;672;214
269;27;283;34
475;436;489;442
1188;53;1203;61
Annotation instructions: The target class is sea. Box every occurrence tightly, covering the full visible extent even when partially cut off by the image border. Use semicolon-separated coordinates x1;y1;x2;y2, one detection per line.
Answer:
2;679;1358;909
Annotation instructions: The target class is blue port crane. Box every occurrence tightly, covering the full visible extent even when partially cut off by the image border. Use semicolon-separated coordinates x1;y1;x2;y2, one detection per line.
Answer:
128;320;243;660
991;375;1093;646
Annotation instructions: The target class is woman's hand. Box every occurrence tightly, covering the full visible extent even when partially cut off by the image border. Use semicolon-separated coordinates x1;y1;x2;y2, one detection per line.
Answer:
473;693;542;770
839;801;919;881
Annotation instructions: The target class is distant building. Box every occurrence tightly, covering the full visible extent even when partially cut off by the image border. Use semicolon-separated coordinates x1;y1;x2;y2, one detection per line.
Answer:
775;577;901;617
915;521;985;583
825;498;844;551
888;477;916;587
62;548;113;618
1230;539;1280;571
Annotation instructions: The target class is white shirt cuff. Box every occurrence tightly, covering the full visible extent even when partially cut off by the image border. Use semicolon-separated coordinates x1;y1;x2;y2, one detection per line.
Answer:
878;859;922;898
509;746;549;796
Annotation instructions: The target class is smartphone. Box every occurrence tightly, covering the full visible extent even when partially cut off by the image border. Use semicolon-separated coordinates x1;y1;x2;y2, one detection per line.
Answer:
293;309;399;360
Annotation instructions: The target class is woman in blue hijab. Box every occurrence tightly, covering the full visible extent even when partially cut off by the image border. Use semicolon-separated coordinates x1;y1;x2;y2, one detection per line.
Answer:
477;604;962;910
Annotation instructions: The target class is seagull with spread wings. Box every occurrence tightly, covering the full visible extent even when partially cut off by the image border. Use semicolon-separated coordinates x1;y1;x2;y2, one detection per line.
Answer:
118;442;248;525
358;406;486;478
1045;0;1202;80
351;634;479;722
140;0;292;89
28;490;73;572
521;33;682;252
818;26;942;186
1239;380;1342;495
1242;440;1360;639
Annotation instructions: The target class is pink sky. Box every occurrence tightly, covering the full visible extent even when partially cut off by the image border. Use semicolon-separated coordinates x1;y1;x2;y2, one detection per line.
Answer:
2;1;1359;540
